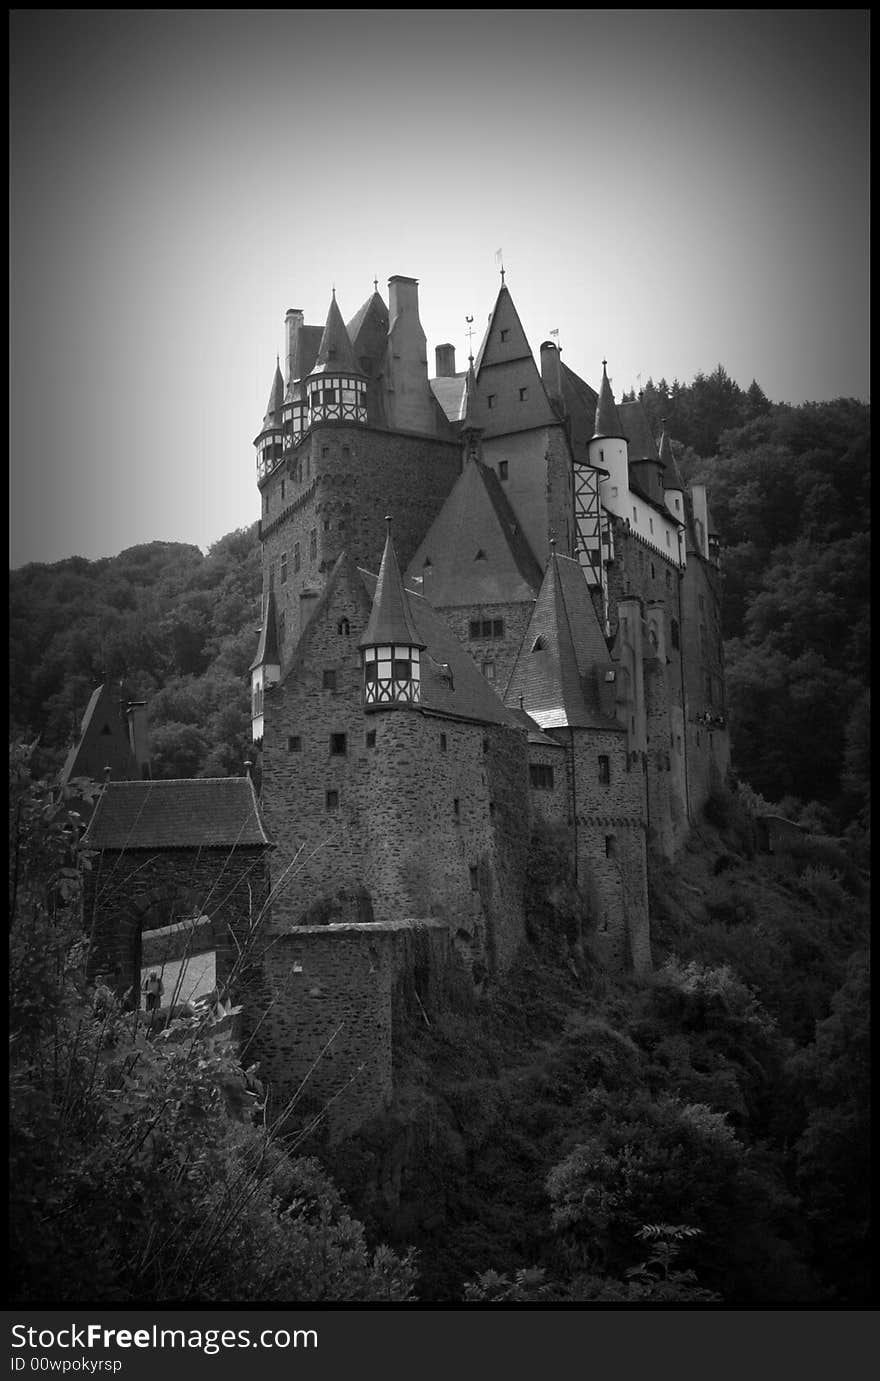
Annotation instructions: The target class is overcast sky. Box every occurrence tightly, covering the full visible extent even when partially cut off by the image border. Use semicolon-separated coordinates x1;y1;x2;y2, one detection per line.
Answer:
10;9;870;568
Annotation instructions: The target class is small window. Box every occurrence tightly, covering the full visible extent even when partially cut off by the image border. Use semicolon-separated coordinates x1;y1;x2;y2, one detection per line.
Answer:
453;798;460;817
599;449;604;463
482;661;495;682
483;738;489;754
649;517;654;534
529;763;554;790
670;620;680;650
666;531;671;547
469;620;481;639
487;395;497;409
633;508;638;523
440;733;448;752
475;549;487;561
650;563;655;578
326;789;339;811
532;635;546;652
675;497;681;511
469;865;479;891
330;733;347;756
598;755;610;785
321;445;330;458
322;669;337;691
288;735;302;753
498;460;508;481
294;543;301;573
337;617;350;636
365;730;376;749
519;387;527;402
605;835;616;858
500;329;509;342
281;480;285;501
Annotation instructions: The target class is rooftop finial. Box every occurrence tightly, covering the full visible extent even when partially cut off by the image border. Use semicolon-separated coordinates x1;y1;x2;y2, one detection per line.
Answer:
495;247;504;283
465;314;475;362
602;358;608;372
384;513;392;528
331;284;336;300
373;276;378;292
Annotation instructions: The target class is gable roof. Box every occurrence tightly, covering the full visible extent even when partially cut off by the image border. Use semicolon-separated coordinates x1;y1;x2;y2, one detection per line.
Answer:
471;284;558;435
82;777;272;850
405;459;543;607
346;290;389;358
504;554;618;731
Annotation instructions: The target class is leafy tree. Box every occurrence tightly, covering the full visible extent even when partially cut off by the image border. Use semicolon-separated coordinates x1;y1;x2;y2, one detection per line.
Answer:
9;747;417;1304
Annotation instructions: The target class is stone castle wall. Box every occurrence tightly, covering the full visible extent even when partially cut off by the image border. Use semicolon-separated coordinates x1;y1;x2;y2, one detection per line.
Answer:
259;423;460;657
246;919;452;1142
83;847;271;996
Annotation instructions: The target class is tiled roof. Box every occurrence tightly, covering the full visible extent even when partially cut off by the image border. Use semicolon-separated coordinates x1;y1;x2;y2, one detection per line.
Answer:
658;426;686;491
405;459;542;607
592;364;625;440
249;589;280;671
311;294;362;377
360;528;425;649
82;777;272;850
504;554;617;731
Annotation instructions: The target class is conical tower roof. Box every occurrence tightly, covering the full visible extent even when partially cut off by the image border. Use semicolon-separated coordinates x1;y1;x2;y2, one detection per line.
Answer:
311;292;362;377
360;523;425;649
249;590;281;671
261;359;285;431
592;361;625;441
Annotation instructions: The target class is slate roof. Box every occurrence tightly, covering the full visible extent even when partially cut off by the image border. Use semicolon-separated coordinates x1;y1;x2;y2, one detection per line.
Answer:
82;778;272;850
59;682;138;788
404;459;543;607
619;399;660;462
356;568;523;729
360;527;425;649
311;294;362;377
429;373;467;422
504;554;618;731
658;426;687;491
249;589;280;671
592;364;625;440
346;290;389;355
261;361;285;431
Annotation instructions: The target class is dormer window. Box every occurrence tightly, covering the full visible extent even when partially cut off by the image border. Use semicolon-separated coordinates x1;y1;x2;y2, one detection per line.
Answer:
532;636;547;652
474;549;487;562
500;329;509;342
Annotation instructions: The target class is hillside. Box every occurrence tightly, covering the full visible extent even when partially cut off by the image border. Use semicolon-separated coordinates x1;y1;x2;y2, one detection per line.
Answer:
326;800;869;1303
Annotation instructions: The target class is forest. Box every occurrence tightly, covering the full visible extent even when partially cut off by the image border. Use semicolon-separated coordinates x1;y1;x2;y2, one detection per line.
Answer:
9;380;871;1304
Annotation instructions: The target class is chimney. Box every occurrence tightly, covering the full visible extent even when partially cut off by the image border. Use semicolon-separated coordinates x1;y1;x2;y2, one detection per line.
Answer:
385;276;433;433
540;340;564;405
435;343;456;377
285;307;304;384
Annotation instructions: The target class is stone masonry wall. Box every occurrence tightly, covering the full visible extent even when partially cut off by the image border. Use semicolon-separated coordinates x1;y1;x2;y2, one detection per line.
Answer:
436;599;536;699
83;847;271;997
555;725;651;975
259;424;461;660
481;426;571;569
247;919;452;1142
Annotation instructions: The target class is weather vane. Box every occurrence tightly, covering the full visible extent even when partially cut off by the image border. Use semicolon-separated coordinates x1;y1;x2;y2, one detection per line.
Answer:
465;315;475;360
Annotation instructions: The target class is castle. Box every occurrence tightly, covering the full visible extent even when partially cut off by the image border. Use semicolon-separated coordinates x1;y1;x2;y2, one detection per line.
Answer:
83;271;729;1139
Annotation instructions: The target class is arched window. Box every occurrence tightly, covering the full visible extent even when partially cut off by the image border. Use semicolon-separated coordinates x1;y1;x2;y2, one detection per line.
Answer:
670;619;680;650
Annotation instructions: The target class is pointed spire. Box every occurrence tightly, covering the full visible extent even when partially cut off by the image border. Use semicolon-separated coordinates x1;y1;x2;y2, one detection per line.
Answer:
592;360;625;440
360;519;425;650
249;590;281;671
311;292;362;376
261;359;285;431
